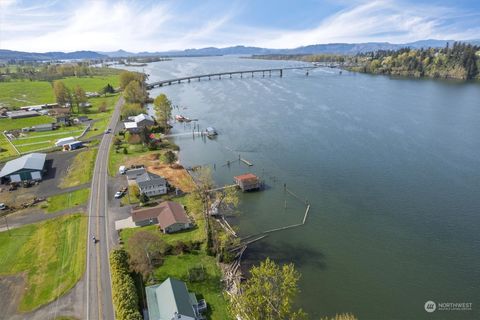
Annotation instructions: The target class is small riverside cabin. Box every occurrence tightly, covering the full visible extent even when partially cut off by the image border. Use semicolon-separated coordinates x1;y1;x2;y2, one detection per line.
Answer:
234;173;261;192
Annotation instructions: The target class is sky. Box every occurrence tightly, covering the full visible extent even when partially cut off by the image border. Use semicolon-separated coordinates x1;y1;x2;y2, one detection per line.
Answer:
0;0;479;52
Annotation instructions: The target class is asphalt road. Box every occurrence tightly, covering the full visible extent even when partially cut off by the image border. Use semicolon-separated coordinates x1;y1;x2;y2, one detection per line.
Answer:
86;96;124;320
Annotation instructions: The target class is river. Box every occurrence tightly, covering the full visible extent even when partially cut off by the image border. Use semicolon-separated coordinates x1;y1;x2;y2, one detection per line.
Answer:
123;56;480;320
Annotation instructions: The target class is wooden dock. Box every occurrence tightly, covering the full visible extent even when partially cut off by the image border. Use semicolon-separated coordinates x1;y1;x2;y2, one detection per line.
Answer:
240;158;253;166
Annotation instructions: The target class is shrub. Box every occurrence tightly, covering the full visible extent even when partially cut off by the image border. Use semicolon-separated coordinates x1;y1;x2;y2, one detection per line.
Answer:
110;249;142;320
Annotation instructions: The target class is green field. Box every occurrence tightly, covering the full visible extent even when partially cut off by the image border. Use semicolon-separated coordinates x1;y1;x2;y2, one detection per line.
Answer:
44;188;90;213
0;133;18;161
0;115;55;131
0;75;119;109
0;81;55;109
59;149;97;188
12;125;87;154
0;214;87;312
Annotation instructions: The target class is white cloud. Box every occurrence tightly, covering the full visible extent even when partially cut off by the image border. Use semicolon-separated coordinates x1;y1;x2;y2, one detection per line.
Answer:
0;0;478;52
255;0;480;48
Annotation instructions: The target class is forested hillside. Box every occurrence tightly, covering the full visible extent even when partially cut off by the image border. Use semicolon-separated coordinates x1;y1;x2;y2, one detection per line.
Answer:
350;42;480;80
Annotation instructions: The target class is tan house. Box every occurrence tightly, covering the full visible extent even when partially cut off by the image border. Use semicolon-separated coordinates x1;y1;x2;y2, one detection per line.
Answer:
131;201;192;233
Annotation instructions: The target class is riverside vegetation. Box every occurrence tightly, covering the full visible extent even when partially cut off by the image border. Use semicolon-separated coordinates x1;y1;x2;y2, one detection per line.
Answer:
254;42;480;80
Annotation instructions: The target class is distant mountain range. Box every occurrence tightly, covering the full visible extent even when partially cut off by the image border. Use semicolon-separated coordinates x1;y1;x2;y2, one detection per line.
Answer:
0;49;106;61
1;39;479;61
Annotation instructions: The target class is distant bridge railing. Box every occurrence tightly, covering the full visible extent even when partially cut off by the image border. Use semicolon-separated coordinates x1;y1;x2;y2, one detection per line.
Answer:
146;66;317;89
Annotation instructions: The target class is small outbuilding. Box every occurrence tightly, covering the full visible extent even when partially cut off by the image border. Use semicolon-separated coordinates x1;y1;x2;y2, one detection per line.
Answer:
234;173;261;192
32;123;54;132
55;136;76;147
0;153;47;183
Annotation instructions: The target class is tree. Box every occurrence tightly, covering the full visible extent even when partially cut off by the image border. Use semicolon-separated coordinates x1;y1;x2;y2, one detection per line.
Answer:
153;94;172;129
139;192;149;205
121;103;143;118
53;80;69;106
119;71;145;89
163;150;176;164
101;83;115;96
109;249;142;320
127;231;170;278
229;258;307;320
123;80;147;104
73;85;87;113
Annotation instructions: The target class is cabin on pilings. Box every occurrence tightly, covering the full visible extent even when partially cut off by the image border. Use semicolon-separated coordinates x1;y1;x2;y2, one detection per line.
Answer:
234;173;261;192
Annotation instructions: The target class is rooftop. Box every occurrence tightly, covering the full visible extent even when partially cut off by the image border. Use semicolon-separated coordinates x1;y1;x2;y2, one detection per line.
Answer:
234;173;258;182
0;153;47;178
131;201;189;228
146;277;198;320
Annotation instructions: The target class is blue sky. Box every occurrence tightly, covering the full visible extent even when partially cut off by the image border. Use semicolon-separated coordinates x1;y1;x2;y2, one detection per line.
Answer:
0;0;479;52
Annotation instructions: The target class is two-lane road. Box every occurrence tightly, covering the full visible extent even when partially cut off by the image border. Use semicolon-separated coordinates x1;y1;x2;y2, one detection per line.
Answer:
86;96;124;320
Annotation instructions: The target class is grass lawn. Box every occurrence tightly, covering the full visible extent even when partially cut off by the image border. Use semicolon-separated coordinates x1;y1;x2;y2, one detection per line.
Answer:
59;148;97;188
0;115;56;131
0;133;18;161
0;81;55;109
0;214;87;312
62;75;119;92
11;125;87;154
0;74;120;109
44;188;90;213
153;252;231;320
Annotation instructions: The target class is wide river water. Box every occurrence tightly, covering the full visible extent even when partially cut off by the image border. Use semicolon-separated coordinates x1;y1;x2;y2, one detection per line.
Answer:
124;56;480;319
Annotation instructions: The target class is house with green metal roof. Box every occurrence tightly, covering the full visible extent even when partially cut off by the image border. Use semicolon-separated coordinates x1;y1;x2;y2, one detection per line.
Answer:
0;153;47;183
145;277;207;320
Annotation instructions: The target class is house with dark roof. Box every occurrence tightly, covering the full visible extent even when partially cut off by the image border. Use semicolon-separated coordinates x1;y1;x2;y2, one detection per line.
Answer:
0;153;47;183
131;201;192;233
146;277;206;320
126;167;167;196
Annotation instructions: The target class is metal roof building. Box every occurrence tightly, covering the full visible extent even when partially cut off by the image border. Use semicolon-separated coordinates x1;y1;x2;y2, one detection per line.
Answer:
0;153;47;182
146;277;206;320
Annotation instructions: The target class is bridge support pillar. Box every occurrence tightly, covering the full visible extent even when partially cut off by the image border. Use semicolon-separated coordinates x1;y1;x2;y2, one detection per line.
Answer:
209;76;211;80
241;73;243;78
251;72;254;78
219;75;221;80
230;74;232;78
280;69;283;77
188;79;190;83
262;71;265;77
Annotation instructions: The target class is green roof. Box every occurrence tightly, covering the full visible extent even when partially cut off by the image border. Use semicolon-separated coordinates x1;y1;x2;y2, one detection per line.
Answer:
146;277;198;320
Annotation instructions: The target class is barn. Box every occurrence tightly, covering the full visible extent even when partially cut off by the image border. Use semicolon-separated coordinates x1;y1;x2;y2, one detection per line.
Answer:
0;153;47;183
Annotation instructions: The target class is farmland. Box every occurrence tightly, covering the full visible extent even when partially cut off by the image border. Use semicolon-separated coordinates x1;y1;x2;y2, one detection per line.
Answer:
0;214;87;312
0;75;119;110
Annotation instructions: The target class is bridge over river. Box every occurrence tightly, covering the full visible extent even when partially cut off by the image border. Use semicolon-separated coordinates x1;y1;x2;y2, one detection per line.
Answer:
146;66;319;89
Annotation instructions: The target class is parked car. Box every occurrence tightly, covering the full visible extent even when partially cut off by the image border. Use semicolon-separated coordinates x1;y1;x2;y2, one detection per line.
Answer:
104;128;112;134
0;203;6;210
114;191;123;199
